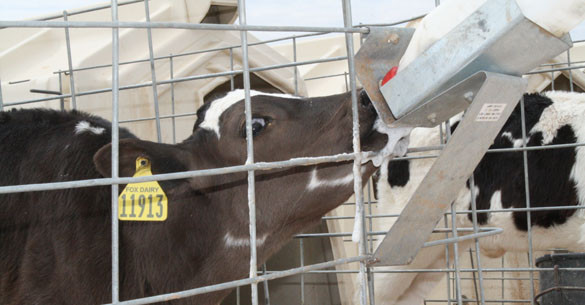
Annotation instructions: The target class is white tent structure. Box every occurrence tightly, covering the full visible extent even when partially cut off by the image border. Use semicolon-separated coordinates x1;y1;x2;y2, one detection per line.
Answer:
0;0;305;143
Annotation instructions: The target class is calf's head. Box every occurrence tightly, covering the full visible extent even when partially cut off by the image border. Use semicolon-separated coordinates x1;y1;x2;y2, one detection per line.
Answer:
94;89;392;254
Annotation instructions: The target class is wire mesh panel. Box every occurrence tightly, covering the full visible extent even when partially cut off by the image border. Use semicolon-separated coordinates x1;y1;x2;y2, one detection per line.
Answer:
1;1;585;305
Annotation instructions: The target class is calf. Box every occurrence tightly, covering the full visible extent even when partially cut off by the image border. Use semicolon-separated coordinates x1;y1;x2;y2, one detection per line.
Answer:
373;91;585;305
0;90;401;305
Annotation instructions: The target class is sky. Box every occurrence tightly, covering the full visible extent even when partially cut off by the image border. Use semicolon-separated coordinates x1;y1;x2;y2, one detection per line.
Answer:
0;0;584;41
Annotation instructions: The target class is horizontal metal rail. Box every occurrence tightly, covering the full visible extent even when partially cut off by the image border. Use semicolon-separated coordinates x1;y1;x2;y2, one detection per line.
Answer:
527;64;585;75
119;112;197;124
51;32;330;75
0;20;370;34
426;298;530;304
4;56;347;107
103;255;370;305
33;0;146;21
0;151;383;194
356;13;428;27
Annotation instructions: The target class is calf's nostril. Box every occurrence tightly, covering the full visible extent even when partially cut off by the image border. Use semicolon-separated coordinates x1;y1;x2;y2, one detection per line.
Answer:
359;90;373;108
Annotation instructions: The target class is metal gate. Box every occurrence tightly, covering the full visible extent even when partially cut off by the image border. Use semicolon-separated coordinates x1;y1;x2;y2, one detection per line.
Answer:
1;1;585;304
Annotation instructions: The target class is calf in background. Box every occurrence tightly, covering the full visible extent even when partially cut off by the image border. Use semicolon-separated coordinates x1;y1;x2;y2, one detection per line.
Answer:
373;91;585;305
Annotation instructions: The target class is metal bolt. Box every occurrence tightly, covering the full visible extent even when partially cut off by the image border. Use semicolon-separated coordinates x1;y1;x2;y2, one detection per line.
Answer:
464;91;474;102
387;33;399;44
427;112;437;123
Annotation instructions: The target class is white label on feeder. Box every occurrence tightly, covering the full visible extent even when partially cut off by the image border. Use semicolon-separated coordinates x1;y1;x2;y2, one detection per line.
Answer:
476;103;506;122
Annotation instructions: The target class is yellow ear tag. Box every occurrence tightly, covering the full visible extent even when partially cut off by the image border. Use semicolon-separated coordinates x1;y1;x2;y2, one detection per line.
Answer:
118;157;168;221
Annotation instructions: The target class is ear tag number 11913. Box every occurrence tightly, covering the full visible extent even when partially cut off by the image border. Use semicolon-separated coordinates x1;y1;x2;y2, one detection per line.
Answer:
118;157;168;221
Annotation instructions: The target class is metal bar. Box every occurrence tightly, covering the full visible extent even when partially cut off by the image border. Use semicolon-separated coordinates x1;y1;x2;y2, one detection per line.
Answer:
119;111;197;124
58;71;65;110
469;174;486;305
444;215;452;305
0;20;370;34
551;70;555;91
443;122;453;305
34;0;146;21
7;79;30;85
236;1;259;305
426;298;531;304
29;89;62;95
110;0;120;303
143;0;162;143
294;266;585;274
300;239;305;305
342;1;367;304
355;14;428;27
169;55;176;144
0;152;371;194
450;206;463;305
293;36;298;95
4;56;347;107
568;49;574;92
294;227;502;239
0;78;3;111
304;72;349;81
262;264;270;305
501;257;505;305
63;11;77;109
103;255;370;305
392;140;585;158
526;64;585;75
265;270;577;277
52;32;329;75
236;287;241;305
520;96;536;305
229;48;235;91
366;179;376;305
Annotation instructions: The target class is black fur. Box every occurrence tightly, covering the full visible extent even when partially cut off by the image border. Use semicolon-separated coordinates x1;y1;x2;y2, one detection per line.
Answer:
382;93;579;231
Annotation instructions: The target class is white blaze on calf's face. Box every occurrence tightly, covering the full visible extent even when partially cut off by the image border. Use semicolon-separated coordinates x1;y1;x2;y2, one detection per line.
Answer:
199;89;300;139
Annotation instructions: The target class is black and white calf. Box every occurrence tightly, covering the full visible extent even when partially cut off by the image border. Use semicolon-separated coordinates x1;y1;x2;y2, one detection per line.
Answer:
0;89;407;305
373;91;585;305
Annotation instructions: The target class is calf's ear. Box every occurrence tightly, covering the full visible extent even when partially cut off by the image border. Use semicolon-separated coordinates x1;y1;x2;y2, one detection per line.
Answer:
93;139;190;178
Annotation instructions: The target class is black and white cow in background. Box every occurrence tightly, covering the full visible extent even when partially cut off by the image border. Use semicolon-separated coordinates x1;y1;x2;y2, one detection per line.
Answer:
0;89;408;305
373;91;585;305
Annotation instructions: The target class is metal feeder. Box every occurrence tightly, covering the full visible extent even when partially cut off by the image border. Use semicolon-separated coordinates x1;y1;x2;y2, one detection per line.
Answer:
355;0;572;266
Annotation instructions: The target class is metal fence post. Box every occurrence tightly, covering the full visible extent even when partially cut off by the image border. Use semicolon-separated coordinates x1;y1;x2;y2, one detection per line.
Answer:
169;54;176;144
110;0;121;303
237;1;260;305
520;96;536;305
144;0;163;143
341;1;368;305
63;10;77;109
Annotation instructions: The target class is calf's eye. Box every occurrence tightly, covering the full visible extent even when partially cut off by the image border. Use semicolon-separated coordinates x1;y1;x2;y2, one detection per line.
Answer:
251;118;266;136
241;117;269;138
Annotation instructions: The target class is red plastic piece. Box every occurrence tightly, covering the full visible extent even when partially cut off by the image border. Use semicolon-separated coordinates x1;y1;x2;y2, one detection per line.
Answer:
381;66;398;86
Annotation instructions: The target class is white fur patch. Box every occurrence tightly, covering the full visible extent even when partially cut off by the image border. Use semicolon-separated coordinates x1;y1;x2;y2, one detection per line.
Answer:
199;89;300;139
501;131;529;148
307;167;366;191
541;92;585;217
223;232;268;248
529;101;571;145
75;121;105;135
487;190;508;224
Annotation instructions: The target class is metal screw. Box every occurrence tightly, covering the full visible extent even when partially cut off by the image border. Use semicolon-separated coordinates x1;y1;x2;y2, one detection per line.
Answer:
427;112;437;123
464;91;474;102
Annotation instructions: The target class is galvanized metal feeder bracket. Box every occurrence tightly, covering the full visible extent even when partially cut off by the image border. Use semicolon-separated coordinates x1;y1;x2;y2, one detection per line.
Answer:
355;0;572;266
